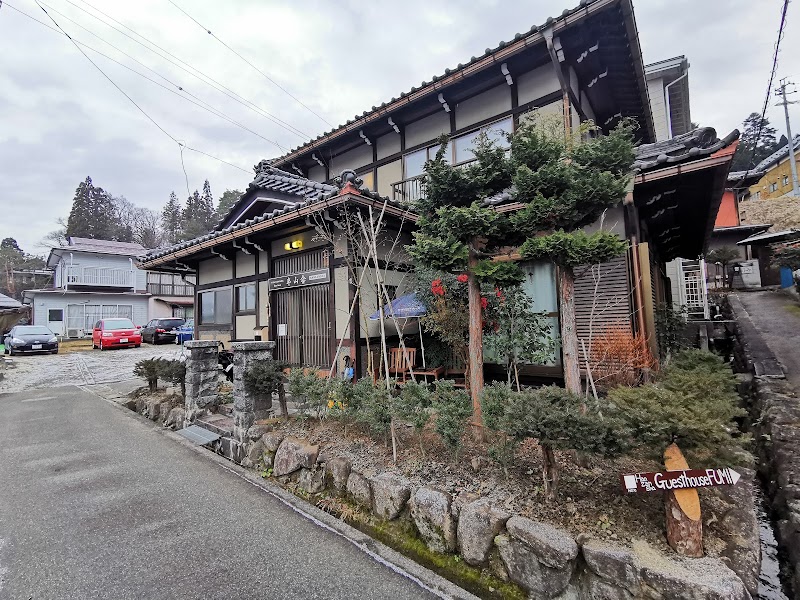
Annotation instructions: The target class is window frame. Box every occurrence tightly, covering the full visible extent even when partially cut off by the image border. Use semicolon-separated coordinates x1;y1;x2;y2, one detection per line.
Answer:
199;286;233;326
235;283;257;314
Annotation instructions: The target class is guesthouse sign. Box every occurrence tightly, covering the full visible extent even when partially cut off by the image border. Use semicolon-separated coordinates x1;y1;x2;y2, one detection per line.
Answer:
268;268;330;291
621;467;741;494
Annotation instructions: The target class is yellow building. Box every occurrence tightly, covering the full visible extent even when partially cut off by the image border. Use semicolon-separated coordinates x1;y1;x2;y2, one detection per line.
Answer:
749;136;800;200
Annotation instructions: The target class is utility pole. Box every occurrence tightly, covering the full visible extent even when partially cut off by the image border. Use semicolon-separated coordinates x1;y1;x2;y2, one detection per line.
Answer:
775;78;800;197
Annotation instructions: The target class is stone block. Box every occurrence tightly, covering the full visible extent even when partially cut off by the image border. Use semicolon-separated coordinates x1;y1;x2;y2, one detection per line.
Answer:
457;498;510;566
261;431;285;453
370;473;411;520
506;516;578;569
145;397;162;421
273;437;319;476
299;467;325;494
325;457;351;493
580;538;639;593
582;575;633;600
346;471;372;508
163;406;185;430
495;532;574;599
410;487;457;553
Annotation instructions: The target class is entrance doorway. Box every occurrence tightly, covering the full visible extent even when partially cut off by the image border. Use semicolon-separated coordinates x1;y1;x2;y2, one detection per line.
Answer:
272;249;331;368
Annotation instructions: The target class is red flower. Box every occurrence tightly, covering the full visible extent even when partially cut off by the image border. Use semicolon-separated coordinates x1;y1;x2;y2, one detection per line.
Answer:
495;287;504;298
431;279;445;296
456;273;468;283
480;297;489;310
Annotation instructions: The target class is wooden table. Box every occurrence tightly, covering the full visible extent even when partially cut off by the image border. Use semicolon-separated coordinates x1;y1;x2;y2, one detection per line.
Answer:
411;366;445;383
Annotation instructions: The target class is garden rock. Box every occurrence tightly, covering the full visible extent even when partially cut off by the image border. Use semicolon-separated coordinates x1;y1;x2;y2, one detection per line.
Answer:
457;498;510;566
299;467;325;494
135;395;147;414
273;437;319;477
410;487;457;553
370;473;411;520
243;437;265;468
325;457;352;493
581;538;639;593
261;431;284;453
247;423;271;441
145;397;161;421
346;471;372;508
163;406;185;430
496;516;578;598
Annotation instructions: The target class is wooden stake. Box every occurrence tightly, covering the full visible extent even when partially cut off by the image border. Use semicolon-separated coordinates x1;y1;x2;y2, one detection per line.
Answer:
467;241;484;439
559;266;581;395
663;443;703;557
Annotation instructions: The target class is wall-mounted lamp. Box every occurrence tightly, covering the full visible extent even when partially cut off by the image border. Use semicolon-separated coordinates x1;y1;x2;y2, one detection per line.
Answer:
359;130;372;146
388;117;400;134
500;63;513;86
284;240;303;251
438;93;450;113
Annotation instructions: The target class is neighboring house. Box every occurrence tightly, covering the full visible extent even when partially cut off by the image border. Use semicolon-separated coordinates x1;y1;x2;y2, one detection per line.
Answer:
22;237;194;338
644;56;691;141
748;136;800;201
141;0;737;380
736;229;800;288
0;292;28;334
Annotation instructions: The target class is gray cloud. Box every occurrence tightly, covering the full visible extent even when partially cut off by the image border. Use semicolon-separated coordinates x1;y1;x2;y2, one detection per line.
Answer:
1;0;798;253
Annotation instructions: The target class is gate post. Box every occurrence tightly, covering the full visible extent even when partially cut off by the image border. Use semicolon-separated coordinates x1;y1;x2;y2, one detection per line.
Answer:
183;340;219;426
231;341;276;442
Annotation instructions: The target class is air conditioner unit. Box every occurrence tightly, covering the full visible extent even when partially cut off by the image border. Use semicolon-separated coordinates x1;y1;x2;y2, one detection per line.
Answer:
66;328;84;339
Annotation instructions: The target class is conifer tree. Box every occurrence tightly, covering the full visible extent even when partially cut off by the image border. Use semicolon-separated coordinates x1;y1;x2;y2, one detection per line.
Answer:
65;176;116;240
215;189;242;223
161;192;182;244
200;179;215;230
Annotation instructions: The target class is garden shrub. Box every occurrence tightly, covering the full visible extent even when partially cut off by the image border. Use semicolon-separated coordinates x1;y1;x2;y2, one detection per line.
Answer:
159;359;187;397
244;360;289;418
430;380;472;458
287;368;328;420
396;380;432;454
608;349;746;462
655;302;689;362
133;358;162;392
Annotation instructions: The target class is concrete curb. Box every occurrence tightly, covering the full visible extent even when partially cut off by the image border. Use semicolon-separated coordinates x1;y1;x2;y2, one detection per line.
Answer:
83;381;480;600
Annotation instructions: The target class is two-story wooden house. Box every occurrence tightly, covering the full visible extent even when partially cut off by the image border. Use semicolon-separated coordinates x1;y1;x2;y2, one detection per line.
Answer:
141;0;738;380
23;237;194;337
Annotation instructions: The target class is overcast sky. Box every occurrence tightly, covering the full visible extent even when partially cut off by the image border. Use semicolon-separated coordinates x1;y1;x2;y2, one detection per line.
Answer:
1;0;798;254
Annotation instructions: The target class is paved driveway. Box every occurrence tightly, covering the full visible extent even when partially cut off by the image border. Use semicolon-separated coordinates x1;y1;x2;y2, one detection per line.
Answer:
0;385;442;599
0;344;183;394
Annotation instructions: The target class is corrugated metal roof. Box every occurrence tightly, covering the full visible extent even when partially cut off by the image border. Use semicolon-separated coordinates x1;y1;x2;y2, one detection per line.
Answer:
752;135;800;173
66;237;148;256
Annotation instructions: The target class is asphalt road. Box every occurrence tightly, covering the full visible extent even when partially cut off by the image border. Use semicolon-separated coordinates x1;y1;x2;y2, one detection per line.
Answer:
736;290;800;389
0;385;439;600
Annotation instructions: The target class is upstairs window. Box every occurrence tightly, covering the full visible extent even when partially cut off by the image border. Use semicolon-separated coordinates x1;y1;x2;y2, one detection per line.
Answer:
769;182;778;193
783;175;790;186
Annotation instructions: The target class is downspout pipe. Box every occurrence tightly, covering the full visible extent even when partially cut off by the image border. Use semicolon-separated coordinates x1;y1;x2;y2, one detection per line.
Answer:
665;72;689;138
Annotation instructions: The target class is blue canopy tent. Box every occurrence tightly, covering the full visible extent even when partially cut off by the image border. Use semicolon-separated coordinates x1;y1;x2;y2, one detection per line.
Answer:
368;293;428;367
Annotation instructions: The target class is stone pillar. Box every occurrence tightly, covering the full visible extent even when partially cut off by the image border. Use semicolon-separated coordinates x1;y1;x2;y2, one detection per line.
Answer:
231;341;276;442
184;340;219;426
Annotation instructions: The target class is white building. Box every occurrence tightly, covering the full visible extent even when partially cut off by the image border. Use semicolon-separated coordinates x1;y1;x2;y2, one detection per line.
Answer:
23;237;194;338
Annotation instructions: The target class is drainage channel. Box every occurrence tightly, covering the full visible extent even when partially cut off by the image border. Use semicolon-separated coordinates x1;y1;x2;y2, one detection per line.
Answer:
754;485;790;600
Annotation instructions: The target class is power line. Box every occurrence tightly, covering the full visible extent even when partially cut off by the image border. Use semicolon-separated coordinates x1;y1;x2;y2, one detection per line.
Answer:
63;0;312;140
732;0;789;188
13;1;288;152
168;0;334;129
30;1;251;179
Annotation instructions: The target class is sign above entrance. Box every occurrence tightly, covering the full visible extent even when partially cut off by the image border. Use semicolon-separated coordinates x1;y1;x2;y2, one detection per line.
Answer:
268;268;330;291
621;467;741;494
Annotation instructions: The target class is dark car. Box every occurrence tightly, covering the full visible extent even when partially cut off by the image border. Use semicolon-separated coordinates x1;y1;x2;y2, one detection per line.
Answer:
141;318;185;344
3;325;59;355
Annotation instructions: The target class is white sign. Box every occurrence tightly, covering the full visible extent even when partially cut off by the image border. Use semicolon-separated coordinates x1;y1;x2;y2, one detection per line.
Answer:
277;323;287;337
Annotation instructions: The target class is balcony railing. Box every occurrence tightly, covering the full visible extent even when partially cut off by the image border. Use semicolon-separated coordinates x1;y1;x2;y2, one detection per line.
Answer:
64;266;133;288
146;283;194;296
391;176;426;205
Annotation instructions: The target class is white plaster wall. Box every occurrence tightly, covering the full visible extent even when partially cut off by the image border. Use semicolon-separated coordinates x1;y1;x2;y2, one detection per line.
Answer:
236;253;256;277
455;85;511;130
377;160;402;199
517;64;560;105
405;111;451;149
377;132;401;160
330;144;373;175
198;257;233;284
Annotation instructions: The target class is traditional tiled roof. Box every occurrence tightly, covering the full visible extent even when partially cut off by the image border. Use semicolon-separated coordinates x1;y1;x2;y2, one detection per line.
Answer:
632;127;740;171
66;237;147;256
753;135;800;173
144;168;403;263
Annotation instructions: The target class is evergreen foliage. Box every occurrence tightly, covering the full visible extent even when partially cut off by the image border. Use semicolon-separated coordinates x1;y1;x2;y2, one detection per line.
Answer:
607;349;746;461
162;192;182;245
215;189;243;223
430;380;472;457
729;112;785;172
773;244;800;270
65;176;116;240
159;359;187;397
519;230;627;268
133;358;162;392
0;238;46;300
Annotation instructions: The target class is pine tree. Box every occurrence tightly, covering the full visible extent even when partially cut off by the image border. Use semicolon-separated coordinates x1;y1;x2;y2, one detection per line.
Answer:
182;190;206;240
200;179;215;229
162;192;182;244
215;189;243;223
730;112;782;171
65;176;116;240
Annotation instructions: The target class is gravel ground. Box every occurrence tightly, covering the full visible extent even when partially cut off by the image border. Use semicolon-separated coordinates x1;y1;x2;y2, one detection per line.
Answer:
0;343;183;394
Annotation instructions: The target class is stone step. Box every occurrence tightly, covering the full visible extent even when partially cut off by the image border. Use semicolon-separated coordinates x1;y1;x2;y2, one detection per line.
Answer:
217;403;234;416
195;413;234;436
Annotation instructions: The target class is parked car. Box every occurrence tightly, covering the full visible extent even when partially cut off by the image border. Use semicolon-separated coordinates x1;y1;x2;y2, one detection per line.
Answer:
174;319;194;344
91;318;142;350
3;325;59;355
140;318;185;344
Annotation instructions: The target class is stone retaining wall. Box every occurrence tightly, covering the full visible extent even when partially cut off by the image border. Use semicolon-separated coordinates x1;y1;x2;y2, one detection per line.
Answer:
254;433;749;600
730;293;800;595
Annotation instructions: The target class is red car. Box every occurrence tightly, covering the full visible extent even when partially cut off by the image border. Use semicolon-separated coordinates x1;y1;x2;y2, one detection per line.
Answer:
91;318;142;350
